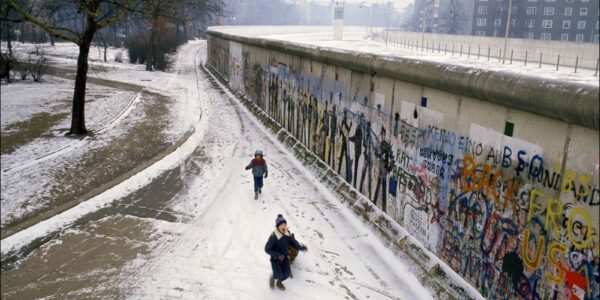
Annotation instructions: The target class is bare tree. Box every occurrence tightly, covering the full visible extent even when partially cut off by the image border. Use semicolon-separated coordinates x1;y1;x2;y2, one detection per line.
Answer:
7;0;136;135
440;0;467;35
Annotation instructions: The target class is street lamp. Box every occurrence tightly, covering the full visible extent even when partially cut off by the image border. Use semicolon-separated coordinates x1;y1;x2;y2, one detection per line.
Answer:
502;0;513;64
360;1;373;40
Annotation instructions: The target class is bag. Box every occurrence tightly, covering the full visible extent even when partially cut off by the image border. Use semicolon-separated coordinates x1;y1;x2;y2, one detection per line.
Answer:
287;231;300;264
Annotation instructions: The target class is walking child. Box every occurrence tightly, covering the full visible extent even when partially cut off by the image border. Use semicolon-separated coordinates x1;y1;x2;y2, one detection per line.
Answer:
265;214;307;290
245;150;268;199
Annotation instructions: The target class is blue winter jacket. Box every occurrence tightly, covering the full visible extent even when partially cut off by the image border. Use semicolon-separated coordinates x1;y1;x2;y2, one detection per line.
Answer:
246;158;268;178
265;229;305;261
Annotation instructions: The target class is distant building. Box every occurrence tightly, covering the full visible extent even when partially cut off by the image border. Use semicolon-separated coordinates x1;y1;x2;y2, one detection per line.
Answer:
472;0;599;43
411;0;475;35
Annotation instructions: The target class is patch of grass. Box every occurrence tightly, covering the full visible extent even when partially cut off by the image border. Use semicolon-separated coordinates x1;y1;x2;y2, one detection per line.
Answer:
1;112;69;155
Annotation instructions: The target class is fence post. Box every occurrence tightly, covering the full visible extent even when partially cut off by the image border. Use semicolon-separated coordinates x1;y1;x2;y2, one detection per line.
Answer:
539;52;543;68
438;42;441;53
477;46;481;59
468;46;471;58
510;49;514;64
525;51;528;66
445;44;447;55
452;44;455;56
556;55;560;71
498;49;502;62
460;44;463;56
595;58;599;76
574;56;579;73
487;47;490;61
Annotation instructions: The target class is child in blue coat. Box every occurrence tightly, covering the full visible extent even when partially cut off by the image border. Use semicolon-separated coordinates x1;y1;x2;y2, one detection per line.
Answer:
265;214;307;290
245;150;268;198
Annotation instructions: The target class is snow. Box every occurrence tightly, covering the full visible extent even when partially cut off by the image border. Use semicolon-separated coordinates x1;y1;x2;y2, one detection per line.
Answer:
1;39;478;299
1;43;206;254
209;26;599;87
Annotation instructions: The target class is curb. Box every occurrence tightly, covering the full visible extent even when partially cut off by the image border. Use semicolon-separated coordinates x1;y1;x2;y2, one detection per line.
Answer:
1;126;196;240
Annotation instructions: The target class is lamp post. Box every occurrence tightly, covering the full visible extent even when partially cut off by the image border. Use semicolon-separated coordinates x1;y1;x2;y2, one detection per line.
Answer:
360;1;373;40
385;1;392;45
502;0;513;64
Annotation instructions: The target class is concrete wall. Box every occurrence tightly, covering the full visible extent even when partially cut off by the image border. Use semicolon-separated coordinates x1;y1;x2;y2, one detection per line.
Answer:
383;30;600;69
207;29;600;300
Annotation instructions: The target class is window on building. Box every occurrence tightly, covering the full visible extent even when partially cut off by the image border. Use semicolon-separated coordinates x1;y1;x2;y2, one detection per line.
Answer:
542;20;553;28
541;33;551;40
476;31;486;36
527;20;536;28
495;18;502;26
581;0;589;2
511;19;516;26
563;20;571;29
527;7;537;15
566;0;573;2
580;7;588;16
478;6;488;14
528;0;537;2
578;21;585;29
565;7;573;16
575;34;584;42
545;0;555;2
544;7;554;15
593;35;599;43
477;18;487;26
527;32;535;39
561;33;569;41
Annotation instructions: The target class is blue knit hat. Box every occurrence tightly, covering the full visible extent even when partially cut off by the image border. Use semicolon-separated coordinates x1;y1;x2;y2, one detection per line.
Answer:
275;214;286;227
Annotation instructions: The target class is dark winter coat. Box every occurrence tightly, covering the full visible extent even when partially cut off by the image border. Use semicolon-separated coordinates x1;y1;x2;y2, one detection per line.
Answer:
265;229;305;281
246;158;268;178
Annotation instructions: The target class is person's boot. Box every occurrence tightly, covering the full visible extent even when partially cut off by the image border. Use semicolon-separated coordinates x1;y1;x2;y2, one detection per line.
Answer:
269;275;274;288
259;188;262;194
254;191;258;199
276;280;286;291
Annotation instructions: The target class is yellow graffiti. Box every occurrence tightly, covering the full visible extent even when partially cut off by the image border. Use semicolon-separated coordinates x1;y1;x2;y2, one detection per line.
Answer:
522;228;544;270
567;208;593;249
545;197;563;234
527;189;544;223
545;242;566;284
561;169;575;192
577;175;591;196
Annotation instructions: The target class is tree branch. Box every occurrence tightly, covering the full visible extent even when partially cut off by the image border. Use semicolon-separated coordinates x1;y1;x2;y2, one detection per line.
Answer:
6;0;81;44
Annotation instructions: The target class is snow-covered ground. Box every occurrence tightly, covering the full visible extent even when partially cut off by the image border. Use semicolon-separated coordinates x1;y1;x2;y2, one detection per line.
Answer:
210;26;599;87
1;40;482;299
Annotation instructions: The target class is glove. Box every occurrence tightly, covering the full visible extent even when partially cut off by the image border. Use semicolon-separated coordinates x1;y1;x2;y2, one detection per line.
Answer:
245;166;251;170
278;255;285;262
302;245;308;252
264;172;268;178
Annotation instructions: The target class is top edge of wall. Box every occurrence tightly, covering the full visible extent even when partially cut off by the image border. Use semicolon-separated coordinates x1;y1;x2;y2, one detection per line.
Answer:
207;28;600;130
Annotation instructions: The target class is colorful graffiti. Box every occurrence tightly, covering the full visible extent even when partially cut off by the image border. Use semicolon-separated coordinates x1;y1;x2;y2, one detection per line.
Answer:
208;38;600;300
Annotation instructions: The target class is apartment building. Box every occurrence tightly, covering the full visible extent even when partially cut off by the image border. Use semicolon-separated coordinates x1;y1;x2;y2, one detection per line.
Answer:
472;0;599;42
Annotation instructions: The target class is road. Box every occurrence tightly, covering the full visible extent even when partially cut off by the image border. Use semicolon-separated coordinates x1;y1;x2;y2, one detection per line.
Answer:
1;41;433;300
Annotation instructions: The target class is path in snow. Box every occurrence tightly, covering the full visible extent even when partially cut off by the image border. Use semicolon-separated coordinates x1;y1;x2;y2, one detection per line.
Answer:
121;45;432;299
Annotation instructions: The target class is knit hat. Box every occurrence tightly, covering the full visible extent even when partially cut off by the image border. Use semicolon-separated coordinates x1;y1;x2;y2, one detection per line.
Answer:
275;214;287;227
255;150;264;156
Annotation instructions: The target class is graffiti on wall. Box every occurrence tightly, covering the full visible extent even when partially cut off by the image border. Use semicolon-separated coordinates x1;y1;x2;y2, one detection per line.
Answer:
208;38;600;300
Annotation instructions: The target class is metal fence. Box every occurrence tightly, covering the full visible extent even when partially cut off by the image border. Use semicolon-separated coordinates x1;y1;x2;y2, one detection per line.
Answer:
380;29;600;75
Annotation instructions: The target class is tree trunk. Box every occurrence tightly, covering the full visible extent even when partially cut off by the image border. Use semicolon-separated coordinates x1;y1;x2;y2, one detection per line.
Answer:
69;31;94;135
103;42;107;62
146;9;159;71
